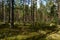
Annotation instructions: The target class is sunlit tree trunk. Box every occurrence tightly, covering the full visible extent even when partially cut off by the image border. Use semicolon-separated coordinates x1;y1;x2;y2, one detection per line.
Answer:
40;1;44;22
56;0;60;24
32;0;37;22
57;1;60;19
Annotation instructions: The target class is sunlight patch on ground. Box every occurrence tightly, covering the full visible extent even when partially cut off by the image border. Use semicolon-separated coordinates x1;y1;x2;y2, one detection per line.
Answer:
46;31;60;40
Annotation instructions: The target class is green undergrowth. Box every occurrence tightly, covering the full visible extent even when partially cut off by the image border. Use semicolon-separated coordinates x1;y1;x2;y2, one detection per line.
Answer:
0;22;59;40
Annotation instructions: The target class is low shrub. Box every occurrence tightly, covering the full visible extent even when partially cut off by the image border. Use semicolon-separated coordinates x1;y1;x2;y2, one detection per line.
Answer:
29;22;57;32
0;23;10;28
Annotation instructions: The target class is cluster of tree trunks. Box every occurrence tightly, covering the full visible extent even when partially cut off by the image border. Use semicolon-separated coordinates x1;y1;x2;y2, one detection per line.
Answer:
0;0;60;27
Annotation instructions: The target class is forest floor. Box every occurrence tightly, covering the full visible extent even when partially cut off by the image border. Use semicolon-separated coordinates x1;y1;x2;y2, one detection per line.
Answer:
0;25;60;40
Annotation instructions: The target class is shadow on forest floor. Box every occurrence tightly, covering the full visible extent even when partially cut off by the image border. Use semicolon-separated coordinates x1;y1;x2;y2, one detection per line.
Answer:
0;28;20;39
0;23;59;40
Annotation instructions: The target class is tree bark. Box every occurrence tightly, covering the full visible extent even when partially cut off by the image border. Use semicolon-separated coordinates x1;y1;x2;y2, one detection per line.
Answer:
10;0;14;28
2;0;5;23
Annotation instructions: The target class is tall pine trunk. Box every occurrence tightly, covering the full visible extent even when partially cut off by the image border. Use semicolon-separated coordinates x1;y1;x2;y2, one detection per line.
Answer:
31;0;35;26
10;0;14;28
2;0;6;23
